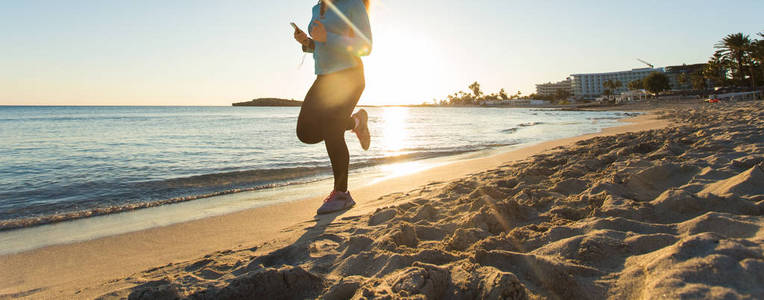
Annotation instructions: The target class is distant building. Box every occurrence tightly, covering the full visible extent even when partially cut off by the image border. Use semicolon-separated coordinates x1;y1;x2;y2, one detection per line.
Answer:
571;68;661;99
664;63;706;90
539;63;707;100
505;99;551;106
482;99;511;106
535;78;572;96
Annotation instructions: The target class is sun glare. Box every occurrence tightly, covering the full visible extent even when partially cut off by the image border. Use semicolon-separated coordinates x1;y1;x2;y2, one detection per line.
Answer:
362;2;448;106
379;107;409;154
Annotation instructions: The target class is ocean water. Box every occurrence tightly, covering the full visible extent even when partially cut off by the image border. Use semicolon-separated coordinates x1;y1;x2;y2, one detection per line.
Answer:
0;106;634;230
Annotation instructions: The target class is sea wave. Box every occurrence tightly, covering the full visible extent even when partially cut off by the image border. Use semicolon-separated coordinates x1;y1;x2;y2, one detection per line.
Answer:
0;143;513;231
518;121;544;127
0;187;286;231
588;116;622;120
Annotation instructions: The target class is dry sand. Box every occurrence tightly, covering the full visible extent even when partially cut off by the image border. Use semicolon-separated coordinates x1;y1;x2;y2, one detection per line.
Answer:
2;102;763;299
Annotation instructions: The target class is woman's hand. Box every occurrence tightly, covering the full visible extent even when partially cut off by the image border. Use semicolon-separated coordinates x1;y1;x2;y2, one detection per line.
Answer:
294;30;310;46
310;20;327;43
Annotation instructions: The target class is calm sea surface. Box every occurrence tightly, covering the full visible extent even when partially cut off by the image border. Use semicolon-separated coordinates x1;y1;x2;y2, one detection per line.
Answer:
0;106;634;229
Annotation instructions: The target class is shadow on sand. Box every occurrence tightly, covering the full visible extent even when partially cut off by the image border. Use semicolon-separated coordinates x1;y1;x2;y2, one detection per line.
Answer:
125;208;357;300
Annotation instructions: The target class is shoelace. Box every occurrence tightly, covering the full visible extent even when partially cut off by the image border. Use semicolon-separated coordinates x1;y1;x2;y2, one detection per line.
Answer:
323;190;338;203
323;191;351;203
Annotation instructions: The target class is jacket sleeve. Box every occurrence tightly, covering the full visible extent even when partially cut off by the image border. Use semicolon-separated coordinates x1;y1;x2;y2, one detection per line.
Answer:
302;39;315;53
325;0;372;56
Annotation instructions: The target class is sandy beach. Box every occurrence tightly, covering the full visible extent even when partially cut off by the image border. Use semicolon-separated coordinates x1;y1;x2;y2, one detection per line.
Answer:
2;101;763;299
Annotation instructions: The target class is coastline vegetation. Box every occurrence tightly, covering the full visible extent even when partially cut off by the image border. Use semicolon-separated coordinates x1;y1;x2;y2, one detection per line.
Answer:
623;31;764;97
625;31;764;95
426;31;763;107
232;98;303;106
428;81;571;106
430;81;512;106
236;32;763;107
706;32;764;89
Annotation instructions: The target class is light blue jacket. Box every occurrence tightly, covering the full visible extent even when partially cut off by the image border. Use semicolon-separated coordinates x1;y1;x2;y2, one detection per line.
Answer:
303;0;372;75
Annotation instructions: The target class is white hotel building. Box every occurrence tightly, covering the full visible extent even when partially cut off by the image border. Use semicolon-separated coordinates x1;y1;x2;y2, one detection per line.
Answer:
535;78;572;97
570;68;662;99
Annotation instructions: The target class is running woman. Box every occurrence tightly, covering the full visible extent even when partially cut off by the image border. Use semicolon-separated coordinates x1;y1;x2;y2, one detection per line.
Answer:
293;0;372;214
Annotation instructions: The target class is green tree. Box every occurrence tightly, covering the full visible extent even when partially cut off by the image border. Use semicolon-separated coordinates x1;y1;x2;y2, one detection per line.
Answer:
715;33;754;87
643;72;671;94
499;88;508;100
627;79;643;90
602;80;619;100
677;73;688;89
690;71;706;90
751;33;764;86
468;81;483;101
554;89;571;102
704;51;731;86
602;79;611;91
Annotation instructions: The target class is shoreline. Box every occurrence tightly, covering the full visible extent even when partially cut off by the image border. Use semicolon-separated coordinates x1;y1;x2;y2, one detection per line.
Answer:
0;109;634;236
0;112;669;299
0;146;497;233
0;106;633;233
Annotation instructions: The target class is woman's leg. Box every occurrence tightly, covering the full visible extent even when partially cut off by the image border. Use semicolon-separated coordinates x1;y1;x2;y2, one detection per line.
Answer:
296;77;326;144
323;117;355;191
322;66;365;192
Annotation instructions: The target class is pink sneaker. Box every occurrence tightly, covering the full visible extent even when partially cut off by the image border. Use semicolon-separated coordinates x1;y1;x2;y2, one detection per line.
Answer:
316;190;356;215
352;109;370;151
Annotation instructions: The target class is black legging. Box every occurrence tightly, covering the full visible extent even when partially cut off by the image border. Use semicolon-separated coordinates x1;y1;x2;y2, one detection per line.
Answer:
296;63;365;192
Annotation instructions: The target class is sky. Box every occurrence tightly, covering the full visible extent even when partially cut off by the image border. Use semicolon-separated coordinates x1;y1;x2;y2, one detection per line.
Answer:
1;0;762;106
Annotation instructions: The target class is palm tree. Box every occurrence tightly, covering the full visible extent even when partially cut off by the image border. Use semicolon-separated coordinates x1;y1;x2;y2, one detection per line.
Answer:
704;51;731;87
752;33;764;86
690;72;706;90
602;80;610;98
457;91;469;105
715;33;754;87
627;79;643;90
499;88;508;100
602;80;617;100
468;81;483;102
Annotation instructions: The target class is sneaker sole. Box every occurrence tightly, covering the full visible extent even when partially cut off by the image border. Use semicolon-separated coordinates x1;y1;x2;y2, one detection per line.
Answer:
317;201;355;215
355;109;370;150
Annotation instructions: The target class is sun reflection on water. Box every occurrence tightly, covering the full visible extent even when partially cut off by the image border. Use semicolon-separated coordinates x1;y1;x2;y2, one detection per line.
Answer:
379;107;410;154
368;160;428;185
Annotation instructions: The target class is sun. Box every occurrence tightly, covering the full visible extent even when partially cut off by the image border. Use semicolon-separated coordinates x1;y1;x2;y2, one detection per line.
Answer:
361;19;449;106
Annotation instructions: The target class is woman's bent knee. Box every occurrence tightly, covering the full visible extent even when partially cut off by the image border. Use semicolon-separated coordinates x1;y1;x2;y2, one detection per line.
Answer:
296;125;322;144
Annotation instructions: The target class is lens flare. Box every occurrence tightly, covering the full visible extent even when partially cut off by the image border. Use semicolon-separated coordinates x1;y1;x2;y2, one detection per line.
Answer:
323;0;372;46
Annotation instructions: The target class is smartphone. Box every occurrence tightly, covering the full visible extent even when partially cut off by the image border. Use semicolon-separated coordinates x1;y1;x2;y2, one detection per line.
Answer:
290;22;302;33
